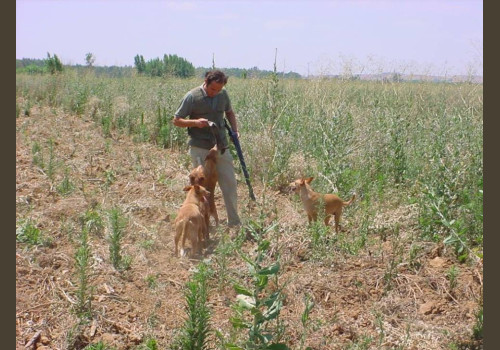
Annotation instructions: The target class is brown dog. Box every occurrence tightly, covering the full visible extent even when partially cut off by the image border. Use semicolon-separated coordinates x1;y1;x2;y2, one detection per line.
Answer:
174;185;210;258
289;177;355;232
189;145;220;235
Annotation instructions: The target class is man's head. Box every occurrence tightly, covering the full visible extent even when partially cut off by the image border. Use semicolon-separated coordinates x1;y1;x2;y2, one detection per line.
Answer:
204;70;228;97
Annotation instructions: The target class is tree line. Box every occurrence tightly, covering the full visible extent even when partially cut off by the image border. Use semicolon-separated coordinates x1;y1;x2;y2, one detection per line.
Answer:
16;53;302;79
134;54;196;78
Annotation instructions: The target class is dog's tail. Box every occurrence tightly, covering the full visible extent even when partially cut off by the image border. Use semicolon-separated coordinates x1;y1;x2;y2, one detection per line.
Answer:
343;193;356;206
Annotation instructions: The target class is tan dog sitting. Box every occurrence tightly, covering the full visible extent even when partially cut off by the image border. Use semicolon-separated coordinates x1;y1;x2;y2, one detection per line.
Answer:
189;145;220;238
174;185;210;258
289;177;355;232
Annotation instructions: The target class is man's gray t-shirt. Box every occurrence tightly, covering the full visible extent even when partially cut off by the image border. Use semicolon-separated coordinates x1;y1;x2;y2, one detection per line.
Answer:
175;85;232;119
174;85;232;149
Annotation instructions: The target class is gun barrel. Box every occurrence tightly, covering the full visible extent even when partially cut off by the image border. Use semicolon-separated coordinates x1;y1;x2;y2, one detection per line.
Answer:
224;120;256;201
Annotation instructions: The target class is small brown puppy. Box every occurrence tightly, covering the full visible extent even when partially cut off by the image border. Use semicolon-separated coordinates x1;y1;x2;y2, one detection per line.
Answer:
189;145;220;234
289;177;355;232
174;185;210;258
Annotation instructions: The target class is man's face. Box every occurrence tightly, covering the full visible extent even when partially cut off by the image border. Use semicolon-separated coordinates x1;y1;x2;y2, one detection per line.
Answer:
204;81;224;97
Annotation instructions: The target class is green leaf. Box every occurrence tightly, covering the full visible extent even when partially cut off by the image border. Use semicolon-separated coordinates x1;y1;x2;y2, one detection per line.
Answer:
234;284;253;296
263;292;280;307
443;235;457;245
225;344;245;350
236;294;256;310
257;274;269;288
258;263;280;276
266;343;290;350
263;297;282;321
258;239;271;252
229;317;251;329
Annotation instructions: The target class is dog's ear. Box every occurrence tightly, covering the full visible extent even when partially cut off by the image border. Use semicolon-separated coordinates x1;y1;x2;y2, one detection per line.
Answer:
183;185;192;192
305;177;314;183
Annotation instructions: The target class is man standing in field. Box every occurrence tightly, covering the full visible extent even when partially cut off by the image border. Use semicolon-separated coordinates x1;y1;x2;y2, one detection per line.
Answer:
172;70;241;227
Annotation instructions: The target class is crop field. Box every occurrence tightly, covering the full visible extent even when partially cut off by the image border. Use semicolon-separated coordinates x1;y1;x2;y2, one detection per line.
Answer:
16;71;483;350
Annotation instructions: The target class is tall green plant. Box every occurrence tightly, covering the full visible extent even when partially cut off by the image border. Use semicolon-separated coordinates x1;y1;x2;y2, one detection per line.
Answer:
224;221;289;350
170;262;212;350
107;207;130;271
74;225;93;323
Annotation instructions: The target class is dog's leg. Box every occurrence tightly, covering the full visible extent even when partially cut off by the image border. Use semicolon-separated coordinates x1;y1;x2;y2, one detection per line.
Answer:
209;190;219;226
174;226;181;257
198;218;206;250
203;217;209;244
324;214;332;226
311;212;318;222
212;205;219;226
203;201;210;242
333;212;341;233
307;213;313;223
181;222;189;257
192;236;198;258
197;225;203;256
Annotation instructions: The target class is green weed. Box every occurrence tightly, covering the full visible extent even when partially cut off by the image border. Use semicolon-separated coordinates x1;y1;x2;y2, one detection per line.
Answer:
107;207;130;271
83;341;116;350
223;221;289;350
74;225;93;323
16;218;44;246
57;168;75;196
170;262;212;350
80;206;104;237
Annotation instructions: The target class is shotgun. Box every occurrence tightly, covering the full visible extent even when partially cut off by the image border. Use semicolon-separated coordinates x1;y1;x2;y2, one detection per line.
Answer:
223;119;256;201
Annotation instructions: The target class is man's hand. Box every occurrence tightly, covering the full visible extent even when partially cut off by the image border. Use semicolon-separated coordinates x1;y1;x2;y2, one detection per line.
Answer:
196;118;210;128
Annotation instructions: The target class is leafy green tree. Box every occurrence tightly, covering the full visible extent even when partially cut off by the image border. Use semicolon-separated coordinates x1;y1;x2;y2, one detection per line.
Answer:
134;54;195;78
45;52;63;74
146;58;164;77
163;54;195;78
85;52;96;67
134;54;146;74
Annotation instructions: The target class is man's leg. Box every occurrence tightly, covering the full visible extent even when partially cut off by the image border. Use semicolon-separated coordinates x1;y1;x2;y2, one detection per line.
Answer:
216;150;241;226
189;146;208;168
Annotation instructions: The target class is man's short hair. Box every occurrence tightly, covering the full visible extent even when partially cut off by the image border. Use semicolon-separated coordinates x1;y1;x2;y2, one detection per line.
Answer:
205;70;228;85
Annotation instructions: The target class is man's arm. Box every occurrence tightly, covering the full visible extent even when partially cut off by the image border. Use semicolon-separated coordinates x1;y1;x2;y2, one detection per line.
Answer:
172;91;210;128
172;116;210;128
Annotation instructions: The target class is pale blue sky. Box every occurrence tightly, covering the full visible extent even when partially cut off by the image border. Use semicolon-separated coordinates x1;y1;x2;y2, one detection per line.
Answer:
16;0;483;77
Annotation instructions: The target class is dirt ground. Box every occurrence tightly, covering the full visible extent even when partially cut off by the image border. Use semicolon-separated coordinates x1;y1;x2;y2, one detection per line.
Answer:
16;104;483;350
